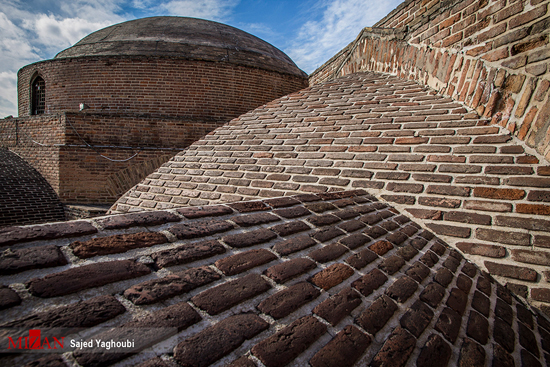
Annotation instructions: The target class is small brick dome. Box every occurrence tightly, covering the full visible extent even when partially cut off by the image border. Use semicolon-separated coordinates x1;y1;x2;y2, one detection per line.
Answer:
54;16;305;77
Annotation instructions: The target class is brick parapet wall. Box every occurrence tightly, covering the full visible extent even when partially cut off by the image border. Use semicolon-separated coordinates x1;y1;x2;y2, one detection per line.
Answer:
18;57;308;118
309;0;550;159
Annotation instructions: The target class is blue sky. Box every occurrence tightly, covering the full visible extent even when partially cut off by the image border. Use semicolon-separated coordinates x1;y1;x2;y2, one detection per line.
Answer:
0;0;402;117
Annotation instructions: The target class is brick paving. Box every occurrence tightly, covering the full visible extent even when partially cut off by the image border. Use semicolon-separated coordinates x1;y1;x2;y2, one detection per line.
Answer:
1;190;549;366
111;71;550;315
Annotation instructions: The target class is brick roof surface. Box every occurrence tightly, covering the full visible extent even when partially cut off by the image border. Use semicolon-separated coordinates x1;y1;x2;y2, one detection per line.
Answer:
111;71;550;314
1;190;549;366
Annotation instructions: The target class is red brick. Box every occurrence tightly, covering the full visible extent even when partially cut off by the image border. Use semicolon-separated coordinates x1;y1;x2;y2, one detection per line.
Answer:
175;314;268;367
485;261;538;281
457;242;506;258
309;263;354;290
517;203;550;215
70;232;168;259
510;4;548;28
313;287;362;326
152;239;226;268
473;187;526;200
252;316;326;367
191;273;271;315
309;325;371;367
258;281;320;319
27;260;151;297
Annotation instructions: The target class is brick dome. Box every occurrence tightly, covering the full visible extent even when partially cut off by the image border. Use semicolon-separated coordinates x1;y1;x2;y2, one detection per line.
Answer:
54;16;305;77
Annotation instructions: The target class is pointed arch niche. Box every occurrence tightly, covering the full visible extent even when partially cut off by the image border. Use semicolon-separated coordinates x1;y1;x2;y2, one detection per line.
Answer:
31;74;45;115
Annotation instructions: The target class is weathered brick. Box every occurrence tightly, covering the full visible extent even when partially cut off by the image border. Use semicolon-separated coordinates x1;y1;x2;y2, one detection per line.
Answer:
458;338;486;367
272;235;317;255
264;197;300;208
369;240;393;255
223;228;277;248
309;263;354;290
435;307;463;343
70;232;168;259
0;286;21;310
357;294;398;335
405;261;430;283
444;211;491;225
416;334;452;367
463;200;512;212
175;314;268;367
229;201;269;212
309;325;371;367
471;291;491;318
124;266;221;305
191;273;271;315
226;357;256;367
485;261;538;281
386;182;424;193
459;240;507;259
371;326;416;367
511;249;550;266
400;299;434;338
339;233;370;250
99;211;181;229
0;221;97;247
169;219;234;239
473;187;525;200
309;243;348;263
494;317;516;352
0;245;67;275
505;177;550;188
264;257;316;283
496;215;550;232
528;190;550;202
152;239;226;268
258;282;320;319
476;228;530;246
2;295;125;328
420;282;446;308
532;288;550;303
305;202;337;213
308;214;341;227
386;276;418;303
379;255;406;275
216;249;277;275
312;227;345;242
427;223;471;238
418;196;461;208
313;287;362;326
27;260;151;297
252;316;326;367
273;206;311;218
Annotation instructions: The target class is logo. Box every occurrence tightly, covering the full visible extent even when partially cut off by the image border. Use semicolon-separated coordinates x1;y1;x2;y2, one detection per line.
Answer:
7;329;64;350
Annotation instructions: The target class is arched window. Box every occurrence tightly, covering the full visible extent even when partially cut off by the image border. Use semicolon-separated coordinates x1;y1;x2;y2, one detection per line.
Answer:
31;76;45;115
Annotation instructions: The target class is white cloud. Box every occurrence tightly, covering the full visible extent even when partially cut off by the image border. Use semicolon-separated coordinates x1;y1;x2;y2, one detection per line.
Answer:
287;0;402;73
0;71;18;118
159;0;239;20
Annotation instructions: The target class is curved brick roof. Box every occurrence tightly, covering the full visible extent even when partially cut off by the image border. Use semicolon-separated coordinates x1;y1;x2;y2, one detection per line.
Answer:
55;16;306;77
111;71;550;314
0;148;65;227
1;190;549;366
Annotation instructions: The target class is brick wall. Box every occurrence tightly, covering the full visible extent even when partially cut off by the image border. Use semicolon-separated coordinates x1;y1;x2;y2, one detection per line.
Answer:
310;0;550;159
18;57;308;118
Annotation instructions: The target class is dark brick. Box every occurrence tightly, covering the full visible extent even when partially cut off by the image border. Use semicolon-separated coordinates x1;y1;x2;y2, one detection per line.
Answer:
485;261;538;281
232;212;280;227
264;257;316;283
406;261;430;282
410;237;428;250
96;211;176;229
420;251;440;268
312;227;345;242
521;349;543;367
458;338;486;367
508;283;529;298
430;242;446;256
476;228;530;246
0;245;67;275
264;197;301;208
457;242;506;258
309;263;354;290
258;281;320;319
382;194;416;204
124;266;221;305
177;205;233;218
386;182;424;193
477;275;492;295
308;214;340;227
494;316;516;352
226;356;256;367
512;249;550;266
215;249;277;276
334;208;360;220
293;193;321;202
272;235;317;255
397;245;418;261
223;228;277;248
528;190;550;202
0;286;21;310
23;355;67;367
427;223;471;238
152;239;226;268
364;225;388;239
27;260;151;297
419;196;462;208
338;219;366;233
169;219;234;239
340;233;370;249
273;206;311;218
467;310;489;344
360;212;385;225
496;215;550;232
471;291;490;317
352;268;388;297
387;231;409;246
505;177;550;188
191;273;271;315
356;295;398;335
380;220;400;232
229;201;269;212
400;300;434;337
1;295;124;329
313;287;362;326
70;232;168;259
379;255;406;275
371;326;416;367
416;334;452;367
517;303;534;329
495;299;514;326
519;321;540;357
420;282;446;308
435;307;463;343
252;316;326;367
175;314;268;367
457;273;473;293
386;276;418;303
270;221;310;237
346;248;378;269
305;202;337;213
0;221;97;247
444;211;491;225
309;243;348;262
497;283;513;305
443;256;460;273
493;343;516;367
532;288;550;303
309;325;371;367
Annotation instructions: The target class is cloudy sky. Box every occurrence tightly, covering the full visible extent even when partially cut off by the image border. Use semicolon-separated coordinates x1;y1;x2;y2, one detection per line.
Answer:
0;0;402;118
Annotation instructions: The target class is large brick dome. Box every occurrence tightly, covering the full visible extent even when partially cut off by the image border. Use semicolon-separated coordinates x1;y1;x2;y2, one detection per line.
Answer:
54;17;305;76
